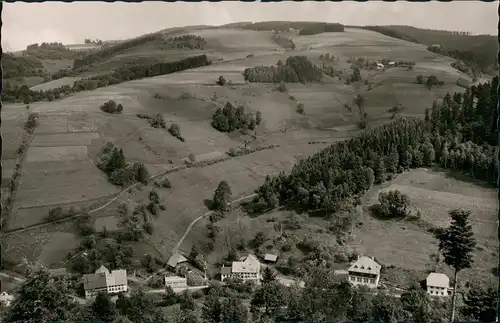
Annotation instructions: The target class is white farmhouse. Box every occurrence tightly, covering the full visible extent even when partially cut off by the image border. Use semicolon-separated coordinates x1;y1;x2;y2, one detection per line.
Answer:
165;276;188;289
0;292;14;307
221;254;261;282
426;273;449;297
83;265;128;299
347;256;381;288
376;62;385;70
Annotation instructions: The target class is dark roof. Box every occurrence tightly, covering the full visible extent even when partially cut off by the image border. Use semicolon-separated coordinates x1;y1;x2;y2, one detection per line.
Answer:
83;272;107;291
220;266;232;275
167;253;188;268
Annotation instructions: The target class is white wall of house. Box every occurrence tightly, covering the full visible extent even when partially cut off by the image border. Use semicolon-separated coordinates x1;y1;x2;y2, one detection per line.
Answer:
165;277;187;288
348;273;380;288
85;284;128;299
427;285;448;297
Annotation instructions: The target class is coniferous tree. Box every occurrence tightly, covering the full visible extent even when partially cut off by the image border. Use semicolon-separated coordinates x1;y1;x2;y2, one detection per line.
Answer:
438;209;477;322
212;180;232;212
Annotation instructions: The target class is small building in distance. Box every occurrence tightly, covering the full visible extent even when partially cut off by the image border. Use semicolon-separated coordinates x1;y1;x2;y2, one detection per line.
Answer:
264;253;278;263
164;275;188;289
0;292;14;307
347;256;381;288
221;254;261;282
82;265;128;299
376;62;385;70
167;252;188;269
426;273;450;297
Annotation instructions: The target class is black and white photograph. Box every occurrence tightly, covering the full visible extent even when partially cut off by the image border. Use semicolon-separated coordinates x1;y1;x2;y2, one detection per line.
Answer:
0;1;498;322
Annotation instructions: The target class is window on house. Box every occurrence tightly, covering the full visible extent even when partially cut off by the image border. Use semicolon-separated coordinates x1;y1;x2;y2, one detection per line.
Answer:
369;279;375;284
363;278;368;283
357;277;362;282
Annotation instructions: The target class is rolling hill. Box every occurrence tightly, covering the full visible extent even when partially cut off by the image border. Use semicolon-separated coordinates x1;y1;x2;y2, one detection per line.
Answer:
1;22;496;294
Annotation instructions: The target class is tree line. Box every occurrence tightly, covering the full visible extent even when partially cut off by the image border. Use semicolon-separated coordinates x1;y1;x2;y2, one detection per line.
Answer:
255;77;498;216
244;56;323;83
73;33;163;69
2;53;46;79
359;25;497;73
2;55;211;103
298;22;345;35
2;261;495;323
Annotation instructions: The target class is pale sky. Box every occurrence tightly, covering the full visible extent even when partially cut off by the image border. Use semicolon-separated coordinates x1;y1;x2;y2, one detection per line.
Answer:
2;1;497;51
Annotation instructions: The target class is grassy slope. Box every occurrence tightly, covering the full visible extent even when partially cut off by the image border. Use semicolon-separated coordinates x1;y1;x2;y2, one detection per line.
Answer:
3;25;492;281
354;25;497;73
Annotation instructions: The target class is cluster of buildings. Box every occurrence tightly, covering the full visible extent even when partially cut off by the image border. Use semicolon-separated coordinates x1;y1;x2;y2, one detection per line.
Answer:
347;256;451;297
0;253;452;307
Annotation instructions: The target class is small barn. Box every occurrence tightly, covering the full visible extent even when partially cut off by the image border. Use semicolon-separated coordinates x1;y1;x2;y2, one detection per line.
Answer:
264;253;278;263
167;252;188;268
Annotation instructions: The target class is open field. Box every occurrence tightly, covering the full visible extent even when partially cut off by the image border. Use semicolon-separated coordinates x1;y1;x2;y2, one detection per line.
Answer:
15;160;119;209
2;25;483;277
350;168;497;284
181;168;497;287
25;146;89;162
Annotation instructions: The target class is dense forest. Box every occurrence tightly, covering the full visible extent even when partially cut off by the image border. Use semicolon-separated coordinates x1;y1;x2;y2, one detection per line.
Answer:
256;77;498;215
73;33;163;69
244;56;323;83
358;25;497;73
298;22;345;35
24;42;86;60
243;21;344;34
2;53;46;78
2;55;211;103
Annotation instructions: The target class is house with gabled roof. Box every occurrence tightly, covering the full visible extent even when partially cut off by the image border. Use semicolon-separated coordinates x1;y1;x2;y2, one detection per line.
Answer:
82;265;128;299
347;256;381;288
167;252;188;268
221;254;261;282
426;273;450;297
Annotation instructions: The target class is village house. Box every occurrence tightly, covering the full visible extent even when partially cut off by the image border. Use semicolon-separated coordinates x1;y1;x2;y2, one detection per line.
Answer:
221;254;261;282
347;256;381;288
426;273;450;297
164;275;188;289
167;252;188;269
0;292;14;307
82;265;128;299
264;253;278;264
376;62;385;70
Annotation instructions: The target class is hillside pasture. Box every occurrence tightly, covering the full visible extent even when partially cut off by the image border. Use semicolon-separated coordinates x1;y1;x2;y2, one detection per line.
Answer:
191;28;280;53
15;159;119;209
41;59;74;74
30;76;83;91
350;168;497;284
2;221;76;267
30;132;100;147
140;144;325;256
2;104;30;159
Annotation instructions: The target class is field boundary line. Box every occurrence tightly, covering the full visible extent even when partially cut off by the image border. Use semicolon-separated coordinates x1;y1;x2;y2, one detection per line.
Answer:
3;144;280;236
172;193;258;253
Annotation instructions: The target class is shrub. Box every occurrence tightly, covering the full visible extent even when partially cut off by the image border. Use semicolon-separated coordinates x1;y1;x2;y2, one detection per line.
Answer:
100;100;123;114
168;123;184;141
296;103;305;115
377;190;411;218
149;113;166;128
24;112;39;133
143;222;154;234
216;75;227;86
